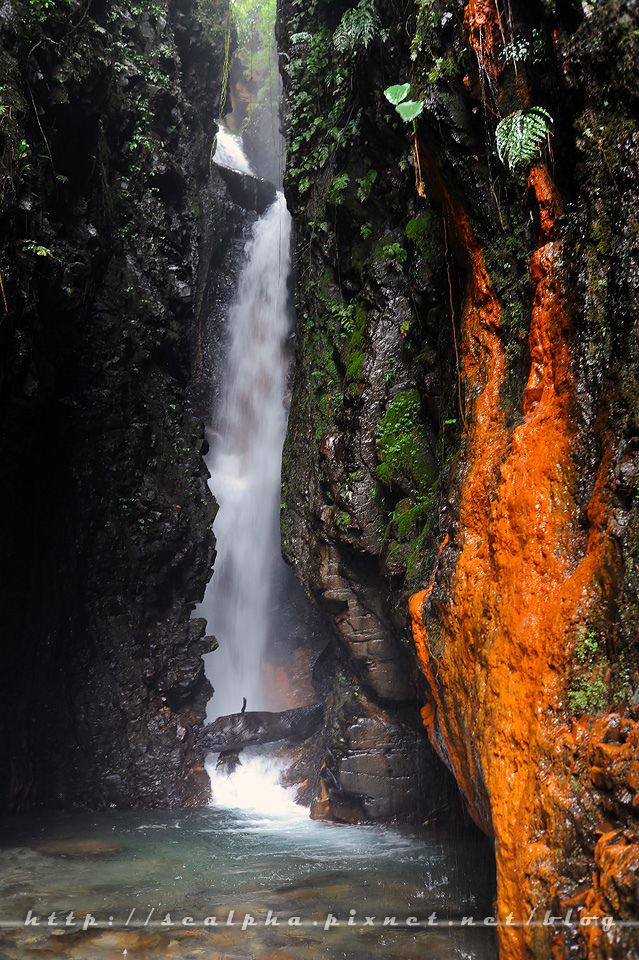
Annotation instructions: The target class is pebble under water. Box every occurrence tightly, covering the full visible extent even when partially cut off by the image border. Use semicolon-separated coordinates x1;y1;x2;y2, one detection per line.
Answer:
0;757;497;960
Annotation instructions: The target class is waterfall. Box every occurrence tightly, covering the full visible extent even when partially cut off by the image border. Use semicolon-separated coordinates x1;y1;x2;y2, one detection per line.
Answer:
198;175;292;722
213;123;255;176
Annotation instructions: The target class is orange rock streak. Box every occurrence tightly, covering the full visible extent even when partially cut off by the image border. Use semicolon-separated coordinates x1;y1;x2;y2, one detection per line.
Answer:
411;150;611;959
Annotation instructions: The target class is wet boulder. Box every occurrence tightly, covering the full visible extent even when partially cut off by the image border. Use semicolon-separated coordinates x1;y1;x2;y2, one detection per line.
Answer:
215;164;277;214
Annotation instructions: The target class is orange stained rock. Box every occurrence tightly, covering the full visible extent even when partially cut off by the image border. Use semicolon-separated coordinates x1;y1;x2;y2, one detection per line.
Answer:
264;653;315;712
463;0;505;86
410;149;612;960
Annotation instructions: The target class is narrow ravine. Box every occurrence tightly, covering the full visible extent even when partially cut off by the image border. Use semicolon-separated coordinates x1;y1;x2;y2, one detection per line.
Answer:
0;1;636;959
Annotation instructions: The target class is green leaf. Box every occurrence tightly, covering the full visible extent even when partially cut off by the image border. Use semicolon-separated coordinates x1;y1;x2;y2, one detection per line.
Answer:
396;100;423;123
496;106;552;169
22;240;54;258
384;83;410;106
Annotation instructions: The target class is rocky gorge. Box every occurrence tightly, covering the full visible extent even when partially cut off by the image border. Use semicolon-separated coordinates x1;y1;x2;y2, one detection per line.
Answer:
0;0;637;958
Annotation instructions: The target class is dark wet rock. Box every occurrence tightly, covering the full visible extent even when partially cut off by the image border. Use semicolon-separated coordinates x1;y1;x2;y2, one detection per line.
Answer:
277;0;455;821
215;165;278;215
199;703;324;753
216;750;242;775
279;0;639;949
0;0;234;810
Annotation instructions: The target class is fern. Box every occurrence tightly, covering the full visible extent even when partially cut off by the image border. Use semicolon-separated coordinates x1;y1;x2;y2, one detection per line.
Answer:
496;106;552;169
327;172;350;204
334;0;383;54
290;31;313;49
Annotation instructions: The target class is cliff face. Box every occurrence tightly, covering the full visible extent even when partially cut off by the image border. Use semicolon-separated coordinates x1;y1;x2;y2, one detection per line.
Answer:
0;0;236;810
278;0;639;951
277;0;472;822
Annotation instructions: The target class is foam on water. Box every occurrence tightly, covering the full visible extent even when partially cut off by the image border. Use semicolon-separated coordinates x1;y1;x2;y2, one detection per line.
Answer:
207;754;309;825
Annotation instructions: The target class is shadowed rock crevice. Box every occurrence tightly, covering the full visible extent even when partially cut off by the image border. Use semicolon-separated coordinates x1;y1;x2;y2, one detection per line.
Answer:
0;0;236;811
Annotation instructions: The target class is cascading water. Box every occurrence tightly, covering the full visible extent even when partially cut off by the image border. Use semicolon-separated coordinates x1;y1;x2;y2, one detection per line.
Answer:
198;147;291;724
213;123;255;176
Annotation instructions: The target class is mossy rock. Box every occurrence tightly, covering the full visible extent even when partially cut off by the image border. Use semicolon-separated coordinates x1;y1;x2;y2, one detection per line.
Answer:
375;388;437;495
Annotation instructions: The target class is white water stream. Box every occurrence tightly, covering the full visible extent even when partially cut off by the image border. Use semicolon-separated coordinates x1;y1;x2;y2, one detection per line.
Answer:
198;132;292;732
213;123;255;176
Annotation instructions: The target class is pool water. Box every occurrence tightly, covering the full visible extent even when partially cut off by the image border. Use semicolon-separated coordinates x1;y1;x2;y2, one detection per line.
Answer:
0;758;497;959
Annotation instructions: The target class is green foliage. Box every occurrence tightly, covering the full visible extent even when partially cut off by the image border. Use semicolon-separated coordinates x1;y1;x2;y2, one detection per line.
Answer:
391;496;433;541
410;0;465;87
376;389;435;492
285;24;363;198
568;673;609;715
382;241;407;266
327;172;350;205
496;107;552;169
17;138;31;173
383;83;422;129
231;0;277;66
343;304;367;383
396;100;423;123
228;0;278;151
356;169;377;202
503;37;529;62
384;361;396;388
130;0;164;14
360;222;372;240
566;623;631;715
28;0;73;14
384;83;410;106
333;0;384;54
334;509;350;530
574;625;601;664
22;240;54;258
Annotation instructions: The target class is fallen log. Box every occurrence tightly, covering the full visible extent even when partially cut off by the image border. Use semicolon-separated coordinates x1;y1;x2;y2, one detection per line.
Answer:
198;703;324;754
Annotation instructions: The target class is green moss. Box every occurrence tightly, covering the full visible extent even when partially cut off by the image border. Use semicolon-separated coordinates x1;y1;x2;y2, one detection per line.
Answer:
384;495;436;592
404;211;440;260
376;389;436;493
568;669;609;715
393;496;433;541
343;304;367;382
410;0;465;88
574;625;601;664
334;509;350;530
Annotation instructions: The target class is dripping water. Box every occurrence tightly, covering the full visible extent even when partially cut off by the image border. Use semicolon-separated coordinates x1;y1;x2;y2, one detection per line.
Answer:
476;29;499;195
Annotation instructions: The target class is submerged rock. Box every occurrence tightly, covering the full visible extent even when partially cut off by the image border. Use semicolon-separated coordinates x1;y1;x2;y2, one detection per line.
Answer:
34;839;122;859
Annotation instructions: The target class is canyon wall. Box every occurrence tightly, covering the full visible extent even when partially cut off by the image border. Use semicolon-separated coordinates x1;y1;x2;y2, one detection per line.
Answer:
0;0;237;810
278;0;639;954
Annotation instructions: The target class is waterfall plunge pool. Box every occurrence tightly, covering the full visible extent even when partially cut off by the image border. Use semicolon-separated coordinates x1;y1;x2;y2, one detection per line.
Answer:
0;756;496;959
